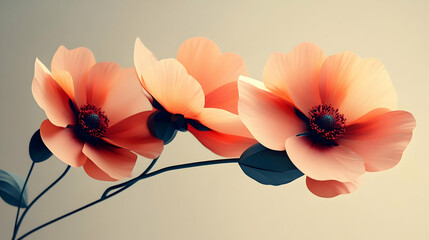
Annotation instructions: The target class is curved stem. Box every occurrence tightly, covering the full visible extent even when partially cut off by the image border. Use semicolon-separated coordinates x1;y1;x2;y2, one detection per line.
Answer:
17;158;239;240
137;158;239;181
101;157;159;199
13;165;71;240
108;158;240;198
12;162;35;238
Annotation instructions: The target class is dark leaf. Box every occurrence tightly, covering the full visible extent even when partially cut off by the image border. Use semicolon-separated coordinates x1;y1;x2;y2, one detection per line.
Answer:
0;169;28;208
187;119;211;131
239;143;303;186
29;129;52;163
147;111;178;145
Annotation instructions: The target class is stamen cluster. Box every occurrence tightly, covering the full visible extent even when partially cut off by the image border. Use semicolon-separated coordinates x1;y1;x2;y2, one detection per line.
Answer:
78;104;109;138
308;104;346;140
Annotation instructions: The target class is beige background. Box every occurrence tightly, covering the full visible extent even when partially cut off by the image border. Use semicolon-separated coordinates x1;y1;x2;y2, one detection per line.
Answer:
0;0;428;239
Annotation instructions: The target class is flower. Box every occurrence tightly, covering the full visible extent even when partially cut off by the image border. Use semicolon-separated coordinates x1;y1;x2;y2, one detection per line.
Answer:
32;46;163;181
238;42;416;197
134;37;256;157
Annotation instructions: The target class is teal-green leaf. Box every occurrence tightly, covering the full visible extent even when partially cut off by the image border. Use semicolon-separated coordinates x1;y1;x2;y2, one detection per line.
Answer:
0;169;28;208
239;143;303;186
29;129;52;163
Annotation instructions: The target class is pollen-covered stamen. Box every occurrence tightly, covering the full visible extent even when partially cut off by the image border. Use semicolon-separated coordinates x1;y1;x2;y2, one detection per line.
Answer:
78;104;109;138
308;104;346;140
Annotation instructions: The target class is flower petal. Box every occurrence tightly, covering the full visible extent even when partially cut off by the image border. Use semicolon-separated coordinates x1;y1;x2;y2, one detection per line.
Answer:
51;46;96;105
340;110;416;172
204;82;239;114
306;177;359;198
40;119;86;167
197;108;253;139
83;159;117;181
238;76;305;151
32;59;75;127
82;143;137;180
86;62;153;125
319;52;397;122
105;111;164;159
140;58;205;118
285;137;364;182
134;37;158;90
177;37;248;95
263;42;326;113
188;126;256;157
51;70;75;100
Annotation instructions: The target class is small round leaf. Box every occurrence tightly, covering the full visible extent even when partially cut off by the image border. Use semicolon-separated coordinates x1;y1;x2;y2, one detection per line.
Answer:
29;129;52;163
239;143;303;186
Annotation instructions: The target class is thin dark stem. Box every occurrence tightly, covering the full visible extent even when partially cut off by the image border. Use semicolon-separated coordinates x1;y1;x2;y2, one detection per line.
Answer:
13;165;71;240
137;158;239;182
12;162;35;238
101;157;159;199
17;158;239;240
108;158;240;198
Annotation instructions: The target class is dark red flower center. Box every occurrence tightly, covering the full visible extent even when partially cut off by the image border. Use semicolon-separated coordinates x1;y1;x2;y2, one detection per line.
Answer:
77;104;109;138
308;104;346;141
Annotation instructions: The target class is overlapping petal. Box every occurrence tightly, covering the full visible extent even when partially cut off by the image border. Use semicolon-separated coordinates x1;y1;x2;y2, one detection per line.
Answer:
285;137;364;182
82;143;137;180
188;126;255;157
32;59;75;127
140;58;205;118
85;63;153;125
341;110;416;172
40;120;86;167
306;177;359;198
83;159;117;181
238;76;305;151
319;52;397;122
197;108;253;138
204;82;239;114
51;46;96;105
263;42;325;113
134;38;158;90
105;111;164;159
177;37;248;96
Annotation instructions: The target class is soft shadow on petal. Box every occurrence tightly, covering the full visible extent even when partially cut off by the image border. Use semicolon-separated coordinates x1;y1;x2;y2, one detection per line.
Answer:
134;37;158;90
189;126;256;158
306;177;359;198
238;76;305;151
83;159;117;181
40;120;86;167
51;46;96;106
177;37;248;95
51;70;75;101
105;111;164;159
32;59;75;127
263;42;325;113
197;108;253;138
341;110;416;172
319;52;397;122
86;63;153;125
82;143;137;180
205;82;239;114
140;58;205;118
285;136;364;182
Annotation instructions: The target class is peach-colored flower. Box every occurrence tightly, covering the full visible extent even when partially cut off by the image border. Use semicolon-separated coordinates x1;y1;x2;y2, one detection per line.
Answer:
32;46;163;181
134;37;256;157
238;42;416;197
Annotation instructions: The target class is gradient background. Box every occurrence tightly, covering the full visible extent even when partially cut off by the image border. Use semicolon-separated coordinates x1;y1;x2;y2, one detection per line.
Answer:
0;0;428;239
